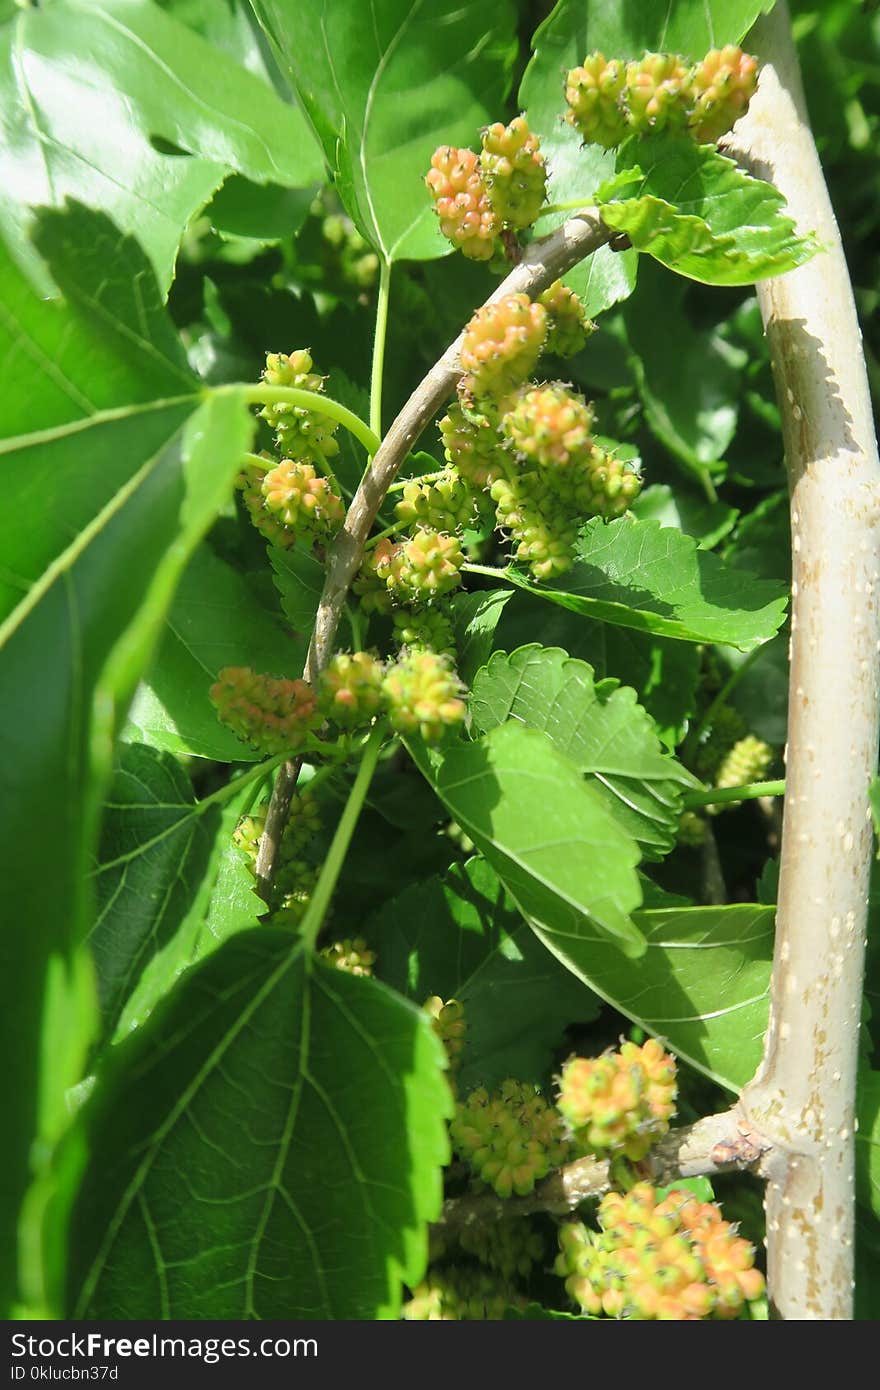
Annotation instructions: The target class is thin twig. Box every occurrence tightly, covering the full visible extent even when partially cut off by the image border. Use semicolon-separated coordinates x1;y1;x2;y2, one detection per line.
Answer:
256;211;612;891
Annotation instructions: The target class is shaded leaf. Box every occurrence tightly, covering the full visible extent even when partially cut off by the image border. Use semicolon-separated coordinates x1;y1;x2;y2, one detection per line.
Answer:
470;645;698;858
532;903;774;1090
125;544;301;761
597;135;820;286
369;857;600;1091
409;722;645;957
66;935;450;1318
451;590;513;685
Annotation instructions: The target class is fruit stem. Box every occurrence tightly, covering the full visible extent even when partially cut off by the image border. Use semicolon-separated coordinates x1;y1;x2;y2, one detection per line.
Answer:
238;383;381;457
682;778;785;810
370;258;392;440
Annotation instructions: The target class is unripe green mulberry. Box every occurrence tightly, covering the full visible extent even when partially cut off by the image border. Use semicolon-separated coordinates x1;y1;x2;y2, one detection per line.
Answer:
540;281;595;358
556;1038;677;1160
490;472;578;580
688;46;759;143
232;808;266;865
381;529;466;604
403;1267;521;1320
564;442;642;518
565;53;628;148
317;651;385;730
450;1079;570;1199
392;607;456;660
459;1215;546;1281
259;349;340;462
439;403;508;490
424;996;467;1069
676;810;707;847
459;293;547;404
237;459;296;549
320;937;376;977
479;116;547;231
383;651;467;743
233;793;320;889
262;459;344;539
712;734;773;806
693;704;748;780
425;146;500;261
624;53;692;134
209;666;319;755
501;384;594;470
394;471;476;533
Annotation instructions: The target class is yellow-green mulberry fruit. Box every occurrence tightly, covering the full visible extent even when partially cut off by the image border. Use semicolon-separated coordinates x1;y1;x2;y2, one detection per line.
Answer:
459;1215;546;1281
209;667;320;756
711;734;773;809
403;1267;521;1320
383;651;467;743
479;116;547;231
490;472;578;580
320;937;376;977
450;1079;570;1199
439;402;508;490
318;651;385;730
540;281;595;358
459;293;547;404
624;53;692;134
502;384;594;470
556;1038;677;1161
423;996;467;1069
564;53;628;148
688;46;759;143
425;146;500;261
694;705;748;780
262;459;344;540
393;528;466;603
564;442;642;518
259;349;340;462
394;471;476;533
237;459;296;549
392;607;456;660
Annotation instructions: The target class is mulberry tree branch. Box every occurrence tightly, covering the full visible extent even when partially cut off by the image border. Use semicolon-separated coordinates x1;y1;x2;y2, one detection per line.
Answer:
255;211;612;892
730;0;880;1320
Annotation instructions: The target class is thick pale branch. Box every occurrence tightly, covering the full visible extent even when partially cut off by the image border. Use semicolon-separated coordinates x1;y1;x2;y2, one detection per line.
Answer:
256;212;612;890
437;1109;769;1230
731;0;880;1321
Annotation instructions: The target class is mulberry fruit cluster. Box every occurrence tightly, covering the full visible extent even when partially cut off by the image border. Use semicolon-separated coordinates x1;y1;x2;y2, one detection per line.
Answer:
259;349;340;462
557;1039;677;1160
209;666;320;756
450;1079;570;1198
357;530;466;610
459;292;547;405
317;651;385;731
392;608;456;660
261;459;344;540
394;471;476;534
403;1267;521;1320
540;281;595;358
424;996;467;1070
233;791;323;919
555;1183;765;1319
459;1215;546;1282
320;937;376;977
383;651;467;743
565;47;759;148
425;117;547;262
713;734;773;801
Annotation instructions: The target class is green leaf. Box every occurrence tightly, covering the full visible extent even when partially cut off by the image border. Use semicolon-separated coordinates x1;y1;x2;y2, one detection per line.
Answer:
66;934;451;1318
250;0;518;262
125;544;303;762
269;544;326;641
857;1068;880;1220
1;0;324;292
90;744;220;1041
470;646;698;858
532;904;774;1091
597;135;820;286
369;857;600;1091
409;722;645;957
451;590;513;685
0;201;252;1315
623;260;743;479
206;178;316;244
491;517;788;651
